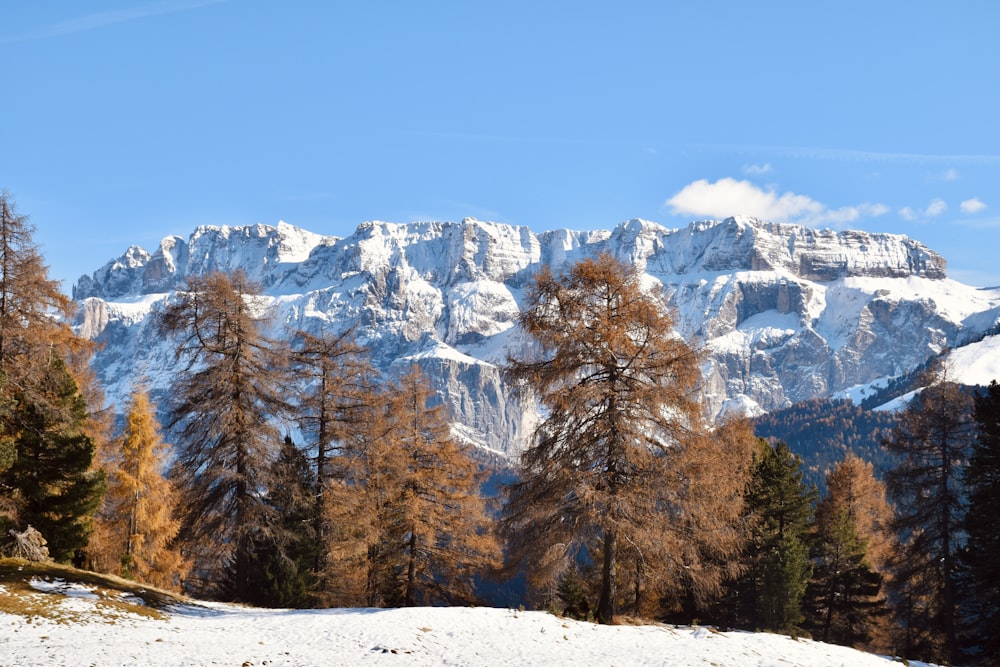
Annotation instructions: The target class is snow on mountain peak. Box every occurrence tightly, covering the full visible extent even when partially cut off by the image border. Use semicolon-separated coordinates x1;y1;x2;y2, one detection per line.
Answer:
73;216;1000;456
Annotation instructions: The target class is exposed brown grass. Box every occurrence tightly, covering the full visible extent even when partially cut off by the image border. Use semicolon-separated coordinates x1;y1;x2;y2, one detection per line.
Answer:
0;557;194;624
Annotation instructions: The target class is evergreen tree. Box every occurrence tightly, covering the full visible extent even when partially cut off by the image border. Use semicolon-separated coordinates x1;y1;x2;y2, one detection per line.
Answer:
884;375;973;664
243;435;319;608
504;253;735;625
961;379;1000;664
1;358;105;563
806;504;885;646
158;270;290;600
733;440;816;634
811;454;895;652
88;387;187;590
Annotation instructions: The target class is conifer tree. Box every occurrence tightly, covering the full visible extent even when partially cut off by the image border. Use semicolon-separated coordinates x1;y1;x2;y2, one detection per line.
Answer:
732;440;816;634
244;434;319;608
0;191;93;533
89;387;187;590
1;358;105;563
321;366;499;607
806;503;885;646
809;454;894;651
504;253;727;624
884;375;973;664
158;270;290;600
292;328;377;571
961;379;1000;663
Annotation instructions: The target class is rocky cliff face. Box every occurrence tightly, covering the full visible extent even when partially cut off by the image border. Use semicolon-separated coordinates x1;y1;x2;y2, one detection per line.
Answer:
73;216;1000;457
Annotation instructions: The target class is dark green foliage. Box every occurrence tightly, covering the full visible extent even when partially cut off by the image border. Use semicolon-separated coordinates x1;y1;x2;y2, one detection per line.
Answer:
961;380;1000;664
730;440;816;634
1;359;105;563
240;435;320;608
754;398;898;491
805;508;885;646
556;568;591;620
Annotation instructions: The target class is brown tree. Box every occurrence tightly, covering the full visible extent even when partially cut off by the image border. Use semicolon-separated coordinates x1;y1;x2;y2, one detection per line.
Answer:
321;365;499;607
158;270;290;600
504;253;720;624
89;387;188;590
884;372;974;664
292;327;377;570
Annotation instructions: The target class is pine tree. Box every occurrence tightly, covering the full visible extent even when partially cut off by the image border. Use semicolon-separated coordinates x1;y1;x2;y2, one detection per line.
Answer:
884;376;973;664
88;387;187;590
504;253;732;624
961;379;1000;664
244;434;319;608
1;358;105;563
806;503;885;646
733;440;816;634
158;270;290;600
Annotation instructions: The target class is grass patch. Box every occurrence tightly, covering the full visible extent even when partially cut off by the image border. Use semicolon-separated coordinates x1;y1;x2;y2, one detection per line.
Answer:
0;557;193;624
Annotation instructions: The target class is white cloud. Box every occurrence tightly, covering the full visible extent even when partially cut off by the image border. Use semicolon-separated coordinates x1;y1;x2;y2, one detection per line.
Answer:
741;163;772;175
925;198;948;217
960;197;987;214
899;206;918;221
941;168;960;181
665;178;887;227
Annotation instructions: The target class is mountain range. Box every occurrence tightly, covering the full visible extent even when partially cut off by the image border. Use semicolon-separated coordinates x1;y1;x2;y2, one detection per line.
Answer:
72;216;1000;457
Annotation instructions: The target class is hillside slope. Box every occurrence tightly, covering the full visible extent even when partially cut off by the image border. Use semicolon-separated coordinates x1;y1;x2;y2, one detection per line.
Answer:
0;559;938;667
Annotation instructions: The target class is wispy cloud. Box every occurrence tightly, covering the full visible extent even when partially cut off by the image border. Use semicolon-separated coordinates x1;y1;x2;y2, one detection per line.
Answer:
900;198;949;222
699;143;1000;166
664;178;888;227
960;197;987;214
941;167;960;181
0;0;227;44
741;163;772;176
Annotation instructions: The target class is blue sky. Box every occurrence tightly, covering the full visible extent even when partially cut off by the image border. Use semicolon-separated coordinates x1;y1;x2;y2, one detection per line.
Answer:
2;1;998;288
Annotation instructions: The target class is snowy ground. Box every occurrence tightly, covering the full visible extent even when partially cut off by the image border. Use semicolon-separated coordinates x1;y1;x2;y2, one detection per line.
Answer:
0;579;937;667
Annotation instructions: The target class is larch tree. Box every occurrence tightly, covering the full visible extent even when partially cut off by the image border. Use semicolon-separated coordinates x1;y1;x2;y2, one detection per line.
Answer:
292;327;377;571
158;270;290;600
503;253;712;625
89;387;187;590
960;379;1000;663
387;366;500;606
321;366;500;607
883;373;974;665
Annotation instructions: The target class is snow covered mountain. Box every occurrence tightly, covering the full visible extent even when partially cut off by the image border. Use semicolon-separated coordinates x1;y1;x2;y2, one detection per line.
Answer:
73;217;1000;456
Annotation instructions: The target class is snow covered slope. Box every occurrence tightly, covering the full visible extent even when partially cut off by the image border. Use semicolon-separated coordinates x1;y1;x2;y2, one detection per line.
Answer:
73;217;1000;456
1;586;939;667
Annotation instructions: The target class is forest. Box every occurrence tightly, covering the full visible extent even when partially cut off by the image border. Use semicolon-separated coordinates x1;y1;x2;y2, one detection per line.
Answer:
1;191;998;666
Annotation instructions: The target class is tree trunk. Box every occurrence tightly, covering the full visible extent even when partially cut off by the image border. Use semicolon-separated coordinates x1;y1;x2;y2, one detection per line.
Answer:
405;529;417;607
597;529;617;624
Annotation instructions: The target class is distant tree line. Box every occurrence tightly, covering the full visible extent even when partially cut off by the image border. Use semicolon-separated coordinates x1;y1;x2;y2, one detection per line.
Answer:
1;190;998;666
